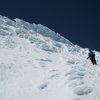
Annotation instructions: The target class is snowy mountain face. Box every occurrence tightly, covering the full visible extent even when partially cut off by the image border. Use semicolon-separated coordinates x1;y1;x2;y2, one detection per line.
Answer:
0;15;100;100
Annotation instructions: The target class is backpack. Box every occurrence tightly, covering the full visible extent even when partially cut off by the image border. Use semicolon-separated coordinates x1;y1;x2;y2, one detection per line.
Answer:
89;51;95;58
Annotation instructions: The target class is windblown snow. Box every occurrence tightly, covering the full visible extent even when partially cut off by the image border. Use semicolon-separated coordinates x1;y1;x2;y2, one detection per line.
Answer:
0;15;100;100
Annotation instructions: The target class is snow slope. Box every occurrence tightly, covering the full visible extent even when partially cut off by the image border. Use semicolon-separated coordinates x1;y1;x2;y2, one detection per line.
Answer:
0;15;100;100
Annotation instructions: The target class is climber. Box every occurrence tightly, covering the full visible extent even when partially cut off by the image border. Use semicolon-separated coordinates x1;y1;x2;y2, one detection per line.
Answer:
87;49;97;65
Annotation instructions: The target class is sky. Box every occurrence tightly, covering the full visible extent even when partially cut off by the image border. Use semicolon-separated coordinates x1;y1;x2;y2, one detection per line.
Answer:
0;0;100;51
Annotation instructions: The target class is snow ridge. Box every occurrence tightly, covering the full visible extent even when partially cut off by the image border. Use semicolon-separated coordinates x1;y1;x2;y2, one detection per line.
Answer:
0;15;73;45
0;15;76;53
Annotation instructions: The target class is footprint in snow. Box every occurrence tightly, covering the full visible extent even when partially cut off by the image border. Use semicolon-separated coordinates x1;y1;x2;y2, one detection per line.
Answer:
76;71;86;76
40;58;52;62
67;60;75;64
67;73;84;81
72;98;80;100
65;71;85;77
64;70;76;77
48;73;59;79
68;81;84;88
41;65;47;68
68;71;85;80
74;86;93;96
38;83;48;90
49;69;57;72
78;68;86;72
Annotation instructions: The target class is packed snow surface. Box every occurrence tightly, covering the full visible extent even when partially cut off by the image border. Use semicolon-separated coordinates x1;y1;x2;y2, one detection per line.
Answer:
0;15;100;100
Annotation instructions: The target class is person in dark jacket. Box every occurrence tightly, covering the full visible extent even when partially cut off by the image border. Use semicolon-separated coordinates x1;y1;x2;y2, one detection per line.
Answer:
87;49;97;65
